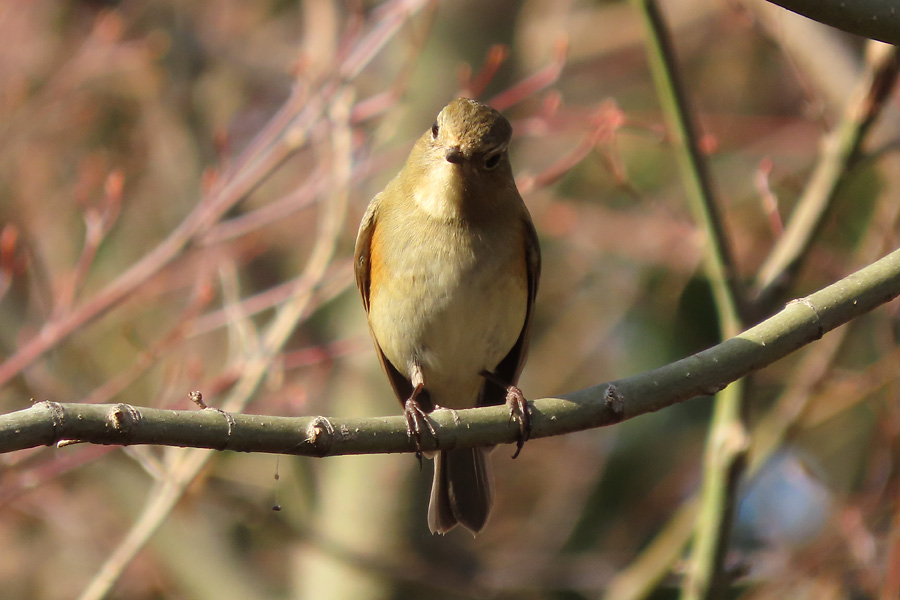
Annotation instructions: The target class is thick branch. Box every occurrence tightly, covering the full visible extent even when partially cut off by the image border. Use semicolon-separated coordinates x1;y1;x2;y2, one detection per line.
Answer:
3;247;900;457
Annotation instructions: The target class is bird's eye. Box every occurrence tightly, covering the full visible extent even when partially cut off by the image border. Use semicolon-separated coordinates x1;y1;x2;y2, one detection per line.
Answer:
431;122;439;139
484;150;503;170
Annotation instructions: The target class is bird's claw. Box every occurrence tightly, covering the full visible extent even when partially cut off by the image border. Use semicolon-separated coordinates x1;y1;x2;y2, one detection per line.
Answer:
404;398;436;468
505;385;532;459
479;369;533;458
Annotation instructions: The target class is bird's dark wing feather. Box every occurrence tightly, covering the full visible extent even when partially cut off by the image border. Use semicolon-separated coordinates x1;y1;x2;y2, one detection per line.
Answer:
354;197;415;406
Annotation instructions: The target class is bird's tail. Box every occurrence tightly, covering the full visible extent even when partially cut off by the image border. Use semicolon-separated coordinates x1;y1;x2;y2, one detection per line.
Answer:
428;447;494;535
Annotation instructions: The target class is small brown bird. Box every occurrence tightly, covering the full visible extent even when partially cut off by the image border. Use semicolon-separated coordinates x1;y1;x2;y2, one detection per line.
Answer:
354;98;540;534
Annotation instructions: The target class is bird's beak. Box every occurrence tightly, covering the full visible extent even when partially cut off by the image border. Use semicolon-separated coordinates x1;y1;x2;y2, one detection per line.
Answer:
445;147;464;164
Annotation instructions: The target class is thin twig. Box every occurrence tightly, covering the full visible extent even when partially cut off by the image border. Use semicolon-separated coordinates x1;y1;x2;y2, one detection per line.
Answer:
753;43;900;310
0;0;432;391
74;87;357;600
489;37;568;111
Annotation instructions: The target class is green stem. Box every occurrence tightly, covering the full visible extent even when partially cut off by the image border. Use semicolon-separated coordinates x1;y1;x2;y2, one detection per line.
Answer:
630;1;747;598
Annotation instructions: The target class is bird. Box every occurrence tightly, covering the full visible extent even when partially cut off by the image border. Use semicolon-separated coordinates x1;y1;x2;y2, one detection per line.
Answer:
354;98;540;534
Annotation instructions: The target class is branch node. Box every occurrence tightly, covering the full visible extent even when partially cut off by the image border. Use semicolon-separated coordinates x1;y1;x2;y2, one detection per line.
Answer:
189;391;234;448
206;408;235;449
40;401;66;446
306;416;336;457
714;421;750;459
788;296;824;339
604;384;625;422
188;390;207;408
107;403;141;436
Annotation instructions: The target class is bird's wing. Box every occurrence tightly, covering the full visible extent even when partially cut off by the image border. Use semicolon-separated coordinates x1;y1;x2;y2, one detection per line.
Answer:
353;196;379;313
354;195;415;404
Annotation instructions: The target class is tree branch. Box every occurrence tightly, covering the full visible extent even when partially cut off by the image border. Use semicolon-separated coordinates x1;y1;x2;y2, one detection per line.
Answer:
4;247;900;458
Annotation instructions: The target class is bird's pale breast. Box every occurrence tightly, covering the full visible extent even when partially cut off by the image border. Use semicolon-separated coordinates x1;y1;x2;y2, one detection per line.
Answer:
367;203;528;410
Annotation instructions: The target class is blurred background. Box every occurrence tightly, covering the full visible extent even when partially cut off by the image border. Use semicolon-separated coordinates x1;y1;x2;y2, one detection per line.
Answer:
1;0;899;599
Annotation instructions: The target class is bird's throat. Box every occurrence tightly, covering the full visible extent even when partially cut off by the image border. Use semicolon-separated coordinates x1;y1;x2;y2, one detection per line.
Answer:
410;161;471;221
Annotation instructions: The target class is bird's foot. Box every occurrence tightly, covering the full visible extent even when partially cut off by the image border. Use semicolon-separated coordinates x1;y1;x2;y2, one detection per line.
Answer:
505;384;532;459
404;397;436;468
479;369;533;458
